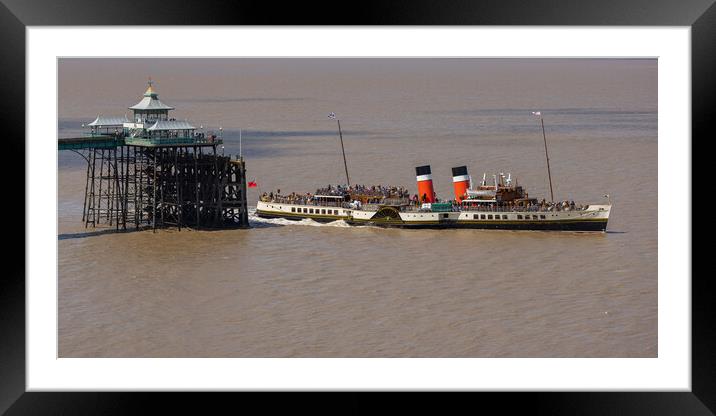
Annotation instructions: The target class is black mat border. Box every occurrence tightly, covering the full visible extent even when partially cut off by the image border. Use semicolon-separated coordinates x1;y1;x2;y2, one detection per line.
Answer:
2;0;709;414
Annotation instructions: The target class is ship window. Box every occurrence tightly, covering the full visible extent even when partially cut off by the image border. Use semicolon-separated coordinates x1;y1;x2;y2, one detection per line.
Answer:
309;209;314;214
540;215;546;219
488;215;493;219
291;208;295;212
532;215;538;220
473;214;478;219
321;209;326;214
517;215;523;219
502;215;508;219
481;214;486;219
303;208;308;213
442;213;449;218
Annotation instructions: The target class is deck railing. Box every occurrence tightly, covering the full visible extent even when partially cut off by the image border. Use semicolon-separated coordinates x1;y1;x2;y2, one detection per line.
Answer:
261;196;589;213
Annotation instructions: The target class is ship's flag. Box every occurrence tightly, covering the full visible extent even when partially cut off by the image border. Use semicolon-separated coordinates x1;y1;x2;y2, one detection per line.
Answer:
248;180;257;188
532;111;542;116
328;112;336;119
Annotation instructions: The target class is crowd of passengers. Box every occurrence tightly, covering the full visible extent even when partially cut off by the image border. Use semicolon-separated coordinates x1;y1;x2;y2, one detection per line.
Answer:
260;184;410;205
260;188;583;212
314;184;410;199
260;190;320;205
458;199;583;212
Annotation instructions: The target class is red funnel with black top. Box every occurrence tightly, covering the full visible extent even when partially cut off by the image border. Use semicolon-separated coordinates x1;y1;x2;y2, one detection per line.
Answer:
452;166;470;201
416;165;435;203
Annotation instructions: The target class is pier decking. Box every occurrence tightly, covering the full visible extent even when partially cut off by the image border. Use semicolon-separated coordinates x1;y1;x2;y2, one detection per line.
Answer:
58;135;121;150
58;134;223;150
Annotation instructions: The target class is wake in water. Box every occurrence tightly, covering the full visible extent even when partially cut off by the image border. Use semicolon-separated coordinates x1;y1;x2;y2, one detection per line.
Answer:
248;208;354;228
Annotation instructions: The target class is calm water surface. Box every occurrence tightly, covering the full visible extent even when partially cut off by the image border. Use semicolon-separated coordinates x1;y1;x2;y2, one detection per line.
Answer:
58;59;657;357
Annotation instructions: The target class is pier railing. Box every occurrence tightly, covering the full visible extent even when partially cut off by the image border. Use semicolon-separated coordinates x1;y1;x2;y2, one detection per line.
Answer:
124;136;223;147
58;135;121;150
59;135;224;150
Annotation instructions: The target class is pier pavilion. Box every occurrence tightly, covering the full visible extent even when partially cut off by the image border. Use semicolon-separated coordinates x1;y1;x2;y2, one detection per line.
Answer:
58;80;249;231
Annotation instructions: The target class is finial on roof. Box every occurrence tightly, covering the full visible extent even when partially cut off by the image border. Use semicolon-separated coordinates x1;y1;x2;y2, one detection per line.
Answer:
144;77;157;97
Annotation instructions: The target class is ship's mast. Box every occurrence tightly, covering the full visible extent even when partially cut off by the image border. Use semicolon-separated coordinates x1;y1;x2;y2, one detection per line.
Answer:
535;112;555;203
329;112;350;187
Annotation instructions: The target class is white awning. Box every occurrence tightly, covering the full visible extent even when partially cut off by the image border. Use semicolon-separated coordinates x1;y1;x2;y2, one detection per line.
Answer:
87;115;129;127
146;120;196;131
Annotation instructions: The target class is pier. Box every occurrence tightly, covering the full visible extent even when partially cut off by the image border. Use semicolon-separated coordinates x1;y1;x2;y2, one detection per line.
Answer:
58;80;249;231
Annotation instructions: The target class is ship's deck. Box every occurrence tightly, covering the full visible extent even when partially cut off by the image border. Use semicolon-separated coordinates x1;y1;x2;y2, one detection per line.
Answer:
258;197;593;214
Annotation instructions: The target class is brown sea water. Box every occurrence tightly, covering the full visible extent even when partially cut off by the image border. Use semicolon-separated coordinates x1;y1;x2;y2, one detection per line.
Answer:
58;58;657;357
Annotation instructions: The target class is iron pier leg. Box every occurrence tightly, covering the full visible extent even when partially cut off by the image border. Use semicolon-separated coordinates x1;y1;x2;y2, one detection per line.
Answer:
97;149;105;225
87;148;97;228
175;148;181;231
123;145;129;230
152;148;157;233
114;146;121;230
82;150;90;222
160;148;165;228
194;146;200;229
213;145;219;227
241;158;249;227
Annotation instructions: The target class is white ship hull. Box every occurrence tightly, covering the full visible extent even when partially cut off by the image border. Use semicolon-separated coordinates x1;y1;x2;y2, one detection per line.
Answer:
256;201;611;231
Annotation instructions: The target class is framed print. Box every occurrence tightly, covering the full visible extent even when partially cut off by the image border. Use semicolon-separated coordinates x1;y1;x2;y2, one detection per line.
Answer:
3;0;710;413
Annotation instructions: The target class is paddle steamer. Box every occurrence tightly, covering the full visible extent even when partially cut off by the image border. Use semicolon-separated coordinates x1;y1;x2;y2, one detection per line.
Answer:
256;166;610;231
255;113;611;231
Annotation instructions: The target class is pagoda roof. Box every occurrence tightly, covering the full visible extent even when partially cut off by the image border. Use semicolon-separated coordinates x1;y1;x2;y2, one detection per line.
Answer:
146;120;196;131
87;115;129;127
129;80;175;111
129;96;175;111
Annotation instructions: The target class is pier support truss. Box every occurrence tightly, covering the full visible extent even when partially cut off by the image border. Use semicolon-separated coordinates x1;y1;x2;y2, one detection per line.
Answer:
80;144;249;231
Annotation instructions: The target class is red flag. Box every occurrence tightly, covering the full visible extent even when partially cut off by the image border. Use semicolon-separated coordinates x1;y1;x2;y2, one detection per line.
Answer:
248;181;257;188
